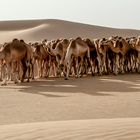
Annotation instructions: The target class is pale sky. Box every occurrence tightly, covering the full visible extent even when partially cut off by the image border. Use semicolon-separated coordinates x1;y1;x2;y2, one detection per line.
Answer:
0;0;139;29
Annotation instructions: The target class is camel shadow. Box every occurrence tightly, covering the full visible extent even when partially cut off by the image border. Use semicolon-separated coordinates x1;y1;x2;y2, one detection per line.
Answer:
13;73;140;98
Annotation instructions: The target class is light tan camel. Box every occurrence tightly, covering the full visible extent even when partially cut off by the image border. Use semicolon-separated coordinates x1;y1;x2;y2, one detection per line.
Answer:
65;37;90;80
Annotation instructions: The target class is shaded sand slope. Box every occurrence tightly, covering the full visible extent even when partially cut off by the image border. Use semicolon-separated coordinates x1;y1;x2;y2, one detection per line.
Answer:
0;19;140;43
0;74;140;125
0;118;140;140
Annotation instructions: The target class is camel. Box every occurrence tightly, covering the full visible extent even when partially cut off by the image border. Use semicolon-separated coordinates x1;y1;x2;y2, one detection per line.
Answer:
0;39;32;85
129;36;140;72
84;38;98;75
43;39;70;77
97;36;120;75
113;37;135;73
135;37;140;72
0;59;3;81
32;42;50;78
64;37;91;80
43;39;60;77
94;38;111;75
0;45;3;81
51;39;70;77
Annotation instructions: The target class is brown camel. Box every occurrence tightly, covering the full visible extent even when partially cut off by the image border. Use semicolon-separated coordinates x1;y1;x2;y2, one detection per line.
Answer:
0;39;31;85
129;36;140;72
113;37;134;73
94;38;110;75
32;42;50;78
84;38;98;75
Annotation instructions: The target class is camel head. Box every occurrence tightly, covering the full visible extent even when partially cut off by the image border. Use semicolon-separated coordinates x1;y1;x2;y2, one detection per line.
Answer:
98;38;108;53
136;36;140;47
42;39;47;45
114;37;125;49
128;37;137;48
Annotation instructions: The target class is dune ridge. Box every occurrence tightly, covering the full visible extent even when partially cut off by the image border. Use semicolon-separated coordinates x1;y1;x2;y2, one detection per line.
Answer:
0;118;140;140
0;19;140;43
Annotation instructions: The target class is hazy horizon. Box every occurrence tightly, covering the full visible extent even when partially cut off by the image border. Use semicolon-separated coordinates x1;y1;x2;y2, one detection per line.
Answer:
0;0;139;30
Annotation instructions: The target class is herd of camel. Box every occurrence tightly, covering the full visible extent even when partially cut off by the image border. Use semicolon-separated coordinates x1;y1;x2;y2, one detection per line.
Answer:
0;36;140;85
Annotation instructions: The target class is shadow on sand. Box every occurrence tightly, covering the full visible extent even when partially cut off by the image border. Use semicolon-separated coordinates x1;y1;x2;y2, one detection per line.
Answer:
2;73;138;98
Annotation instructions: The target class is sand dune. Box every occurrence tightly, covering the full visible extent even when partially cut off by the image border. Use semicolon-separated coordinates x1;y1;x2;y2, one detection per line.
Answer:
0;19;140;43
0;118;140;140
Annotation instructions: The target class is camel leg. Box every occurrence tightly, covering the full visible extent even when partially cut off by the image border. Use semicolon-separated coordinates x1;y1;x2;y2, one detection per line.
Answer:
56;62;61;77
137;52;140;73
41;60;45;78
65;60;72;80
75;58;81;78
65;64;70;80
120;56;125;74
89;58;95;76
31;60;34;80
12;62;20;84
97;56;102;75
44;60;50;78
37;60;41;78
21;60;27;83
0;61;2;81
114;54;119;75
1;63;10;86
103;54;108;75
26;61;30;82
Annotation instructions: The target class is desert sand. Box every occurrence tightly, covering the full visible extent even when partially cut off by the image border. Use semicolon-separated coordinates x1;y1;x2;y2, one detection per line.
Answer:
0;74;140;139
0;19;140;139
0;118;140;140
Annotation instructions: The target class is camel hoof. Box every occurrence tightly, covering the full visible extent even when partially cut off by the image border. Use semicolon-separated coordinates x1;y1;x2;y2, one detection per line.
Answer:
113;72;118;76
44;76;48;79
64;77;69;80
14;81;18;84
1;83;7;86
98;73;102;76
26;79;30;82
92;73;95;76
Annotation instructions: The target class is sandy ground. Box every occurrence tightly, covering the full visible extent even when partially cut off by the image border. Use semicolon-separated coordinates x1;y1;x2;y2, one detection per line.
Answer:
0;74;140;139
0;118;140;140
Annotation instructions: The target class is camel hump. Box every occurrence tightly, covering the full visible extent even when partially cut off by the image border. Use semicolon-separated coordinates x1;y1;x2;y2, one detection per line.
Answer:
70;40;76;49
76;37;83;43
62;38;69;44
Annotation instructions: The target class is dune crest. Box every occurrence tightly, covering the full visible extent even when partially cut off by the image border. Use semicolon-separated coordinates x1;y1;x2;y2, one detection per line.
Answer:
0;19;140;43
0;118;140;140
